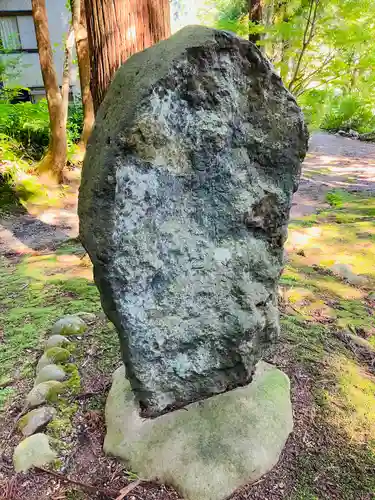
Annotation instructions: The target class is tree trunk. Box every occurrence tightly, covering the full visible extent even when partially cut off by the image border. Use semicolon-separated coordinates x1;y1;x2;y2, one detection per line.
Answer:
84;0;171;112
249;0;263;45
62;27;75;130
71;0;95;147
31;0;67;183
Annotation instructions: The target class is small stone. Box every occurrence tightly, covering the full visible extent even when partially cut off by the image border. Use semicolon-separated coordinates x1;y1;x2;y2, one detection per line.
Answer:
34;364;67;385
18;407;56;437
52;315;87;336
36;347;70;373
26;381;64;408
45;335;70;349
74;311;96;323
330;263;367;286
13;433;57;472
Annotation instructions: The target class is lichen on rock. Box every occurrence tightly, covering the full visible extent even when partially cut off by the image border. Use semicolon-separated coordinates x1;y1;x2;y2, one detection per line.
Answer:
79;26;308;416
26;381;65;407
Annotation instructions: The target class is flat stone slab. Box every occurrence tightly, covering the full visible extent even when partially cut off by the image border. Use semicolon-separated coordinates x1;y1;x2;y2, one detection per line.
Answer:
104;362;293;500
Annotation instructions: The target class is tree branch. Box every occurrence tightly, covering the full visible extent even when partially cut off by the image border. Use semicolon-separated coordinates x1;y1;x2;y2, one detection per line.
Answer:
288;0;320;92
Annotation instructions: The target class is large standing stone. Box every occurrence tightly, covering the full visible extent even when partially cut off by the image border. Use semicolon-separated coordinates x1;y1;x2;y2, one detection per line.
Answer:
79;26;308;416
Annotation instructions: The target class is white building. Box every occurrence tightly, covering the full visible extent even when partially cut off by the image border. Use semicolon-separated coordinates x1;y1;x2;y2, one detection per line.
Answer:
0;0;78;101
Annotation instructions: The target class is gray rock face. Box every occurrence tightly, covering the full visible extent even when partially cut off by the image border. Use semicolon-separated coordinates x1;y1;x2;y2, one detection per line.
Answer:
19;407;56;437
79;26;308;416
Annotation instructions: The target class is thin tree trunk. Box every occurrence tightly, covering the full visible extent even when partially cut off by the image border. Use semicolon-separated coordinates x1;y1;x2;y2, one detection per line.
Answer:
288;0;319;93
62;27;75;129
84;0;171;113
71;0;95;147
249;0;263;45
32;0;66;183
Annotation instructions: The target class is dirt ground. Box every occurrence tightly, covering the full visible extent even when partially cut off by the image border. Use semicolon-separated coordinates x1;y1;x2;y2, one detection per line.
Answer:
1;132;375;500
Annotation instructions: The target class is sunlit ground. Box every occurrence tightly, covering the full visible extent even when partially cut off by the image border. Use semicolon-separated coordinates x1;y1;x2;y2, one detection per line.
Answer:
1;153;375;497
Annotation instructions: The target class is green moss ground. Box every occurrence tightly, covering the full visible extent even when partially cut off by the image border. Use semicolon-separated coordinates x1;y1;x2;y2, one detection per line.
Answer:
0;240;119;406
278;189;375;499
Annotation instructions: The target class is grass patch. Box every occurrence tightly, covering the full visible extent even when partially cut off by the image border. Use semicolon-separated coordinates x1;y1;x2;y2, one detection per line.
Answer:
0;249;103;403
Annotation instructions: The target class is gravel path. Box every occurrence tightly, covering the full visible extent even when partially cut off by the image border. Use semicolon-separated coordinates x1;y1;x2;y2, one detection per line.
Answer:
291;132;375;218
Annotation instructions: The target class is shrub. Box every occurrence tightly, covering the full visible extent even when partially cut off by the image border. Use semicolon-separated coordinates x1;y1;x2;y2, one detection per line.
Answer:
0;134;43;211
320;94;375;133
0;100;84;160
0;101;50;159
67;101;83;144
298;90;333;131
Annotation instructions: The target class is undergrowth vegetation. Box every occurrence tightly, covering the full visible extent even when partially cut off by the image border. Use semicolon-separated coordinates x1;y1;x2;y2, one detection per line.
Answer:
299;91;375;133
0;101;83;211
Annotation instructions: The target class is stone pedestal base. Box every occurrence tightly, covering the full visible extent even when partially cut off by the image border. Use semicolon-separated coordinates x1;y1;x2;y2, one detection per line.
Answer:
104;362;293;500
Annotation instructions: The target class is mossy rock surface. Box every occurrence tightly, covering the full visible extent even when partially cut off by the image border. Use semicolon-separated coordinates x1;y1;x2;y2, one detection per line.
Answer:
36;347;70;373
26;381;64;407
45;335;70;349
13;433;57;472
104;362;293;500
34;364;67;386
51;315;87;336
18;406;56;437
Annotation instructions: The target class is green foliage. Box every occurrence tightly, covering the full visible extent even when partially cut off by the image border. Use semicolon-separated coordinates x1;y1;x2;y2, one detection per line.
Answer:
0;50;25;102
67;102;83;144
326;190;347;208
201;0;375;133
0;134;46;212
0;100;84;159
319;94;375;133
0;101;50;159
0;100;84;210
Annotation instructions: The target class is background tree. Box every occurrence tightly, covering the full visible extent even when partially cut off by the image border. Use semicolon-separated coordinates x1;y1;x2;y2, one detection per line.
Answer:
201;0;375;133
31;0;67;182
71;0;95;148
84;0;171;112
248;0;263;45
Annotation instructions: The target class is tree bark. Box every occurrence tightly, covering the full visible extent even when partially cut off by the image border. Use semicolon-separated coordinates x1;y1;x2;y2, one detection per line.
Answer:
249;0;263;45
62;27;75;131
71;0;95;147
31;0;67;183
84;0;171;112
